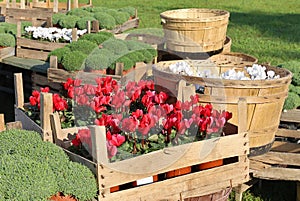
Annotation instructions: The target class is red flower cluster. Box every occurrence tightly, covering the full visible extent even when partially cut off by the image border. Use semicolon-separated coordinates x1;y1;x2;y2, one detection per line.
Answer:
29;87;68;111
67;77;232;159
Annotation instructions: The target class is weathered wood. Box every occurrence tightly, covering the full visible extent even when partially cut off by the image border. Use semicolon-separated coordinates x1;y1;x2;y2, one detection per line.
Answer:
17;37;67;51
276;128;300;139
271;141;300;153
91;126;108;164
250;151;300;167
1;56;49;73
32;72;62;92
0;47;15;61
6;121;22;130
100;161;248;201
111;18;139;34
0;114;5;132
17;48;50;61
281;109;300;123
40;92;53;142
253;167;300;181
14;73;24;109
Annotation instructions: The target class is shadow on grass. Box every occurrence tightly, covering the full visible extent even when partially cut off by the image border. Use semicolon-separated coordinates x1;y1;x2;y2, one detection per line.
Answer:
229;11;300;43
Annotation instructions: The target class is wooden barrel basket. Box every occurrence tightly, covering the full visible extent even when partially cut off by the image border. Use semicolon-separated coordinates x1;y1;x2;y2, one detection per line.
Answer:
152;60;292;156
160;8;230;53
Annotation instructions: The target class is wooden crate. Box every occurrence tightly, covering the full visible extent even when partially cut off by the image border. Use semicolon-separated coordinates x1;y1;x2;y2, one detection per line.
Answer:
49;99;249;201
0;113;22;132
0;46;15;61
15;22;73;61
47;55;152;85
14;73;54;142
237;109;300;201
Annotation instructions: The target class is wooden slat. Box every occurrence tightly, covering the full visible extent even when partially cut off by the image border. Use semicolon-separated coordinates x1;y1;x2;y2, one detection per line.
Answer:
249;160;272;172
1;56;49;73
14;73;24;108
271;141;300;153
276;128;300;139
17;37;67;51
280;109;300;123
0;47;15;61
17;48;50;61
250;151;300;166
0;114;5;132
6;121;22;130
111;18;139;34
5;7;53;20
32;72;62;91
40;92;53;142
101;161;248;200
98;131;248;187
253;167;300;181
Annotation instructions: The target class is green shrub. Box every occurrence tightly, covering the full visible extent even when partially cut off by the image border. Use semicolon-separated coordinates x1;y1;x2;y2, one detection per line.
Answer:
76;16;96;30
105;9;128;25
0;154;58;201
57;161;97;200
140;49;154;63
283;92;300;110
66;39;98;55
62;51;87;71
48;47;71;63
102;38;129;55
97;31;114;39
58;15;80;29
0;33;15;47
85;53;109;70
67;8;93;18
118;6;136;17
52;13;66;25
111;55;135;70
93;12;116;30
125;51;145;64
0;129;98;201
79;32;111;45
278;61;300;86
86;6;107;13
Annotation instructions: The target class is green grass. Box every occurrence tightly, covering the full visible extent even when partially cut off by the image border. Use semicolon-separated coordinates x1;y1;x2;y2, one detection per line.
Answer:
91;0;300;65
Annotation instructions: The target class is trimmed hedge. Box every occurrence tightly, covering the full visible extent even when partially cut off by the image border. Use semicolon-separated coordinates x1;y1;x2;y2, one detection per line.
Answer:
66;40;98;55
58;15;80;29
79;32;113;45
61;51;87;71
48;47;71;63
0;129;97;200
67;8;93;18
93;12;116;30
85;53;109;70
0;33;15;47
76;16;96;30
101;38;128;55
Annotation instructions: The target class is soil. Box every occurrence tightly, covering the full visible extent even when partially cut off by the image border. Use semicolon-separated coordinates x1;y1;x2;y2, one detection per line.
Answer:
49;192;78;201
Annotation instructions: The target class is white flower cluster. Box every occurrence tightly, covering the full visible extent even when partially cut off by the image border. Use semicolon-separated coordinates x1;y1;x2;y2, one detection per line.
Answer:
167;61;280;81
169;61;194;76
24;26;87;42
221;64;280;80
168;61;219;78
